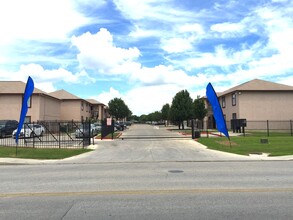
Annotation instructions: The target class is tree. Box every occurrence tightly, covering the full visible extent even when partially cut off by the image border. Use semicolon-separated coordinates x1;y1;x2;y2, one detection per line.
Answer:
108;98;131;120
193;97;208;129
161;103;170;126
170;90;193;129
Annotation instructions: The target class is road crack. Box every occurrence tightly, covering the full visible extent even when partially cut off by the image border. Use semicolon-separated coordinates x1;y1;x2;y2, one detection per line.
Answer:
61;201;75;220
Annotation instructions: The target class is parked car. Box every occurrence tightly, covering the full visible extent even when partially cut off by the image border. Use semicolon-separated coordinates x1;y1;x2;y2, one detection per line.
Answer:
118;121;127;130
93;123;102;133
12;124;45;138
114;122;123;131
0;120;18;138
75;124;98;138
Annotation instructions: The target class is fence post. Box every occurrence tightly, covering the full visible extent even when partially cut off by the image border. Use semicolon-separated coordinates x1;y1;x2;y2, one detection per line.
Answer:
290;120;293;136
58;122;61;149
33;121;35;148
206;120;209;138
267;120;269;137
191;119;195;139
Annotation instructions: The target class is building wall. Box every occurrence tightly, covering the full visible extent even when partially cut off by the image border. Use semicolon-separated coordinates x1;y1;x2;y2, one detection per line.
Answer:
221;91;293;121
237;91;293;120
38;95;60;121
0;94;61;122
60;100;91;121
0;94;22;120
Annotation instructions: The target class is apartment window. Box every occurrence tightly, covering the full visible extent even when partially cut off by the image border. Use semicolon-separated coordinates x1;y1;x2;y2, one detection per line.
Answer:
232;113;237;119
81;101;84;111
23;95;32;108
232;93;236;106
25;116;31;123
222;96;226;108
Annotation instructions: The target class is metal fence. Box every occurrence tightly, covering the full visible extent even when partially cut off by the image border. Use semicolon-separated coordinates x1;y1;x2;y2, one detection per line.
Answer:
203;120;293;136
0;121;94;149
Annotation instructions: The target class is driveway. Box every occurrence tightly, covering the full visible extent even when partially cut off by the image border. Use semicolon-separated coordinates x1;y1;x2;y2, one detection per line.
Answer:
61;124;254;164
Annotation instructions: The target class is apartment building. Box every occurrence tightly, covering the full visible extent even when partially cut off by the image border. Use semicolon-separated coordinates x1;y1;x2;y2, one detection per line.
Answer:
0;81;107;122
205;79;293;129
0;81;60;122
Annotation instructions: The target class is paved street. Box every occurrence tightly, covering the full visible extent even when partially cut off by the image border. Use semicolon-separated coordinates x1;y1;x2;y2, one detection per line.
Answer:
0;124;292;219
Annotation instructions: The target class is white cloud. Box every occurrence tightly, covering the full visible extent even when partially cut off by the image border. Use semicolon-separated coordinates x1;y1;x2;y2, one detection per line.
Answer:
95;84;184;115
0;0;91;45
113;0;190;22
72;28;141;74
211;22;244;33
0;63;95;92
95;87;122;106
161;38;193;53
130;65;201;87
178;23;205;34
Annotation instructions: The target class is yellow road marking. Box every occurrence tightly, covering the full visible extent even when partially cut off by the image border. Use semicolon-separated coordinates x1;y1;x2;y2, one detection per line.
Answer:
1;188;293;198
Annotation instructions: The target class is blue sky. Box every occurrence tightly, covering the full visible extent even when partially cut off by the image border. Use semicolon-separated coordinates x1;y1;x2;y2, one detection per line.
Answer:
0;0;292;115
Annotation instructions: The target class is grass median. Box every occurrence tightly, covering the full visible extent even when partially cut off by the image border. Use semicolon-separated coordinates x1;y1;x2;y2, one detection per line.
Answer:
0;147;92;160
197;136;293;156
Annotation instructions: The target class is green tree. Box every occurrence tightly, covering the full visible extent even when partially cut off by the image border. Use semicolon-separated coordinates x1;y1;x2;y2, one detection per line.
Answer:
161;103;170;126
108;98;131;120
193;97;208;129
170;90;193;129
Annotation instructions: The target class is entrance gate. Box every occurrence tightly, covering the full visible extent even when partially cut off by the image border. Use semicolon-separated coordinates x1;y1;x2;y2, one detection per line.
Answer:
117;120;199;140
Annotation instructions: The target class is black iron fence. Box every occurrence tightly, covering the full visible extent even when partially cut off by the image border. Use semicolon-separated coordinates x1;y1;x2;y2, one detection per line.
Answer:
0;121;95;149
203;120;293;136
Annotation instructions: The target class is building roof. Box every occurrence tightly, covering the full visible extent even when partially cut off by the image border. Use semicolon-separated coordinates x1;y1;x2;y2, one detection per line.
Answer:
86;99;105;105
49;89;82;100
0;81;46;94
220;79;293;96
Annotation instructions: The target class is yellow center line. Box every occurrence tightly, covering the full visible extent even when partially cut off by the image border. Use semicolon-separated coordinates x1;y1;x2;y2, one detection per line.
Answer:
1;188;293;198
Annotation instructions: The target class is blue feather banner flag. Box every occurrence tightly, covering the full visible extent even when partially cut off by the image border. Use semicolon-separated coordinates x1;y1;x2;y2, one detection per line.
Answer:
206;82;230;140
15;76;34;144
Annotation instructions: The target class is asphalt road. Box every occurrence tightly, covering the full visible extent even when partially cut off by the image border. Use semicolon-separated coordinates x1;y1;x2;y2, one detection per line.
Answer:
0;124;292;219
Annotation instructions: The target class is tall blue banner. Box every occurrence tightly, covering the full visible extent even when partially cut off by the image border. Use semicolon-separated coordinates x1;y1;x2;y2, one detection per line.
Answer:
15;76;34;144
206;82;230;140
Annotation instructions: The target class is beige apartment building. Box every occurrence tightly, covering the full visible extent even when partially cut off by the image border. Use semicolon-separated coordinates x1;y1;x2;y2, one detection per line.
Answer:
86;99;108;121
0;81;60;122
49;89;92;122
0;81;107;122
205;79;293;129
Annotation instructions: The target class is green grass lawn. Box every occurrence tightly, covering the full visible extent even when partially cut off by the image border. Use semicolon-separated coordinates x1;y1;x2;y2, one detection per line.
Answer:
197;136;293;156
0;147;92;160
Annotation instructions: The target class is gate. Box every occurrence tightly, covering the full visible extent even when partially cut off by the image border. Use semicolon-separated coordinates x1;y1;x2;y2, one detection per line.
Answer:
118;121;198;140
101;119;114;140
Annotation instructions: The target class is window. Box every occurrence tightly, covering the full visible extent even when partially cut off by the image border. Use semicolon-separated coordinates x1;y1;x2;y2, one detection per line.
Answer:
232;93;236;106
23;95;32;108
81;101;84;111
222;96;226;108
232;113;237;119
28;96;32;108
25;116;31;123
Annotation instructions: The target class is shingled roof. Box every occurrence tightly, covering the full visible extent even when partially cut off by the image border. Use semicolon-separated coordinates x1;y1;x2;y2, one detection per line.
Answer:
49;89;82;100
220;79;293;96
0;81;46;94
86;99;104;105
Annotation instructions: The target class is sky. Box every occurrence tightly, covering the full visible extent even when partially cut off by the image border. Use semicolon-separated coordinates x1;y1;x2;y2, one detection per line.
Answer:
0;0;292;116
